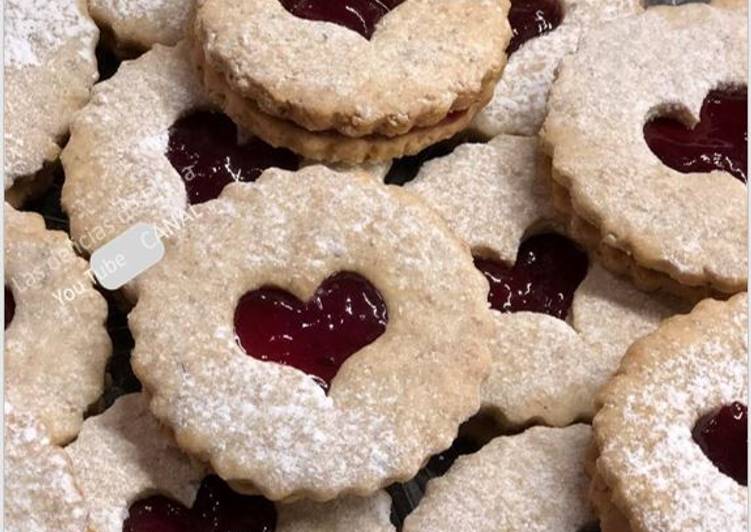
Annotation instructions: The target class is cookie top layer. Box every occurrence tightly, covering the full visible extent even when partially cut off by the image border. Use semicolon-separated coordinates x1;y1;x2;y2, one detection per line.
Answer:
193;0;510;137
130;166;493;501
62;42;387;255
5;404;88;532
67;393;206;532
62;42;210;255
68;393;396;532
4;0;98;187
88;0;194;50
403;425;594;532
473;0;643;137
407;135;684;427
541;3;747;295
593;294;748;532
5;205;110;445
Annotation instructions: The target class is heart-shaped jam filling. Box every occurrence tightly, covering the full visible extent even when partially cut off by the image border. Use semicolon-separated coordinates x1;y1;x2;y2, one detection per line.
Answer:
644;88;748;184
234;272;388;392
123;475;276;532
692;401;747;485
506;0;564;55
474;233;588;320
166;111;300;205
279;0;405;39
5;286;15;329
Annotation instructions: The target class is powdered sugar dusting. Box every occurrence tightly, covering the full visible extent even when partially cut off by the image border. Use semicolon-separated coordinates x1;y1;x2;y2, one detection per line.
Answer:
129;166;493;500
5;206;111;445
5;403;88;532
472;0;642;137
407;135;683;428
88;0;194;48
594;295;748;531
5;0;97;68
404;425;593;532
541;4;747;291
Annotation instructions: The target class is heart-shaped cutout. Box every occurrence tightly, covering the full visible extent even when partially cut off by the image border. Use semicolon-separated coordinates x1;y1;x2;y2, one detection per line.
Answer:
692;401;747;485
123;475;277;532
234;272;388;392
166;111;300;205
474;233;588;320
5;286;15;329
644;88;748;184
279;0;405;39
506;0;564;55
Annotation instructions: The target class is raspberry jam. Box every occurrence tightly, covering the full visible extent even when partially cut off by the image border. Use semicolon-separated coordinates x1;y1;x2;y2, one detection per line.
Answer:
644;88;748;184
279;0;405;39
474;233;588;320
123;475;277;532
234;272;388;392
5;286;15;329
166;111;300;205
506;0;564;55
692;402;747;485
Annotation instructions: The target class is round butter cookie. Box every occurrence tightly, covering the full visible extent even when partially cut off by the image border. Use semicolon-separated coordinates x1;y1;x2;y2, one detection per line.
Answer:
591;293;747;531
472;0;643;138
5;205;110;444
129;166;493;501
5;404;87;532
192;0;511;162
5;0;98;204
541;2;747;299
403;425;595;532
68;393;395;532
407;135;686;427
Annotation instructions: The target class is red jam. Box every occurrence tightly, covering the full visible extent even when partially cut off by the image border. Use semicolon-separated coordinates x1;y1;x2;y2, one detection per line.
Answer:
692;402;747;485
5;286;15;329
166;111;300;205
644;88;747;184
234;272;388;392
506;0;564;55
123;475;277;532
279;0;405;39
474;233;588;320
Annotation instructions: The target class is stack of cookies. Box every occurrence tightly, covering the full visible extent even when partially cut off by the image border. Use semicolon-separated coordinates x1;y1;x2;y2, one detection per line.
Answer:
4;1;748;531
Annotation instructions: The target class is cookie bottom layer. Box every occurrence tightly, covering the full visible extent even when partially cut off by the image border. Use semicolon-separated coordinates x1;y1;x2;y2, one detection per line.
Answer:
549;175;731;303
194;47;495;164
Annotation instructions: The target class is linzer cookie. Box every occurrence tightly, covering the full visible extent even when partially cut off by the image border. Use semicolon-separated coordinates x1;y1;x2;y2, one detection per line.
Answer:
62;41;388;258
129;166;493;500
5;205;110;445
192;0;511;162
67;393;395;531
61;42;300;255
407;135;685;427
541;3;747;299
591;294;747;531
472;0;643;138
5;0;98;205
5;403;87;532
403;425;594;532
88;0;194;52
